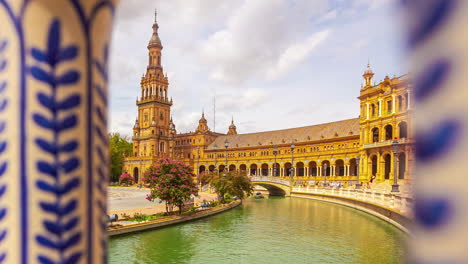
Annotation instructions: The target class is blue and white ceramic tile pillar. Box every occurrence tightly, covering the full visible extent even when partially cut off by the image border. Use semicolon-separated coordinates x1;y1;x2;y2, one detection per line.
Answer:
403;0;468;263
0;0;118;263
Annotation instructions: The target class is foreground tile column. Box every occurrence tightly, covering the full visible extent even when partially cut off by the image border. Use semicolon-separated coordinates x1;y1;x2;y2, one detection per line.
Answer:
403;0;468;263
0;0;118;263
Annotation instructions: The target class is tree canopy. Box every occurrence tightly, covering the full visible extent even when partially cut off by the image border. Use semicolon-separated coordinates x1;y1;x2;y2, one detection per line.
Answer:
143;159;199;214
109;133;132;182
209;171;253;203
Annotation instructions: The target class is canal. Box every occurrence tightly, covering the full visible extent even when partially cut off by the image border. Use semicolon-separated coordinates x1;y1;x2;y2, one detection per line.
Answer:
109;197;406;264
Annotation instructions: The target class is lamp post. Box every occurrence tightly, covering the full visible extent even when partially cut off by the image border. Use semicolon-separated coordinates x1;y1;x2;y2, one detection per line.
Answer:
290;142;295;184
391;140;400;192
196;146;200;177
214;144;218;177
356;155;361;189
273;146;278;177
224;139;229;173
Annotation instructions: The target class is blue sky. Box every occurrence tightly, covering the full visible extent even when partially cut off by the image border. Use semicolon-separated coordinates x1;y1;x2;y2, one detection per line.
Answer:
109;0;406;137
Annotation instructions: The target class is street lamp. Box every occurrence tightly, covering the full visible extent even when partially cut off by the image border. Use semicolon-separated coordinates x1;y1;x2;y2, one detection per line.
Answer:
355;155;361;189
273;146;278;177
391;140;400;192
224;139;229;172
290;142;295;184
214;144;218;176
196;146;200;177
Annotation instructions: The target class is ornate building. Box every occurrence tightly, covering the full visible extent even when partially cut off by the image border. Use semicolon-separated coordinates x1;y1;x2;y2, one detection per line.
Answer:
123;12;175;182
123;15;414;187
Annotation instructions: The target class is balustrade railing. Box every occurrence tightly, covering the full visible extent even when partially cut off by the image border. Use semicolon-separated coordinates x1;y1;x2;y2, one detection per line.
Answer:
291;185;412;217
249;176;412;216
250;176;291;186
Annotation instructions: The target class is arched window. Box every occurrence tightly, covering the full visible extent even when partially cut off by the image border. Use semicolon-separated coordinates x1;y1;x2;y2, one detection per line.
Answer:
159;142;165;153
261;164;268;176
335;160;344;176
296;162;304;176
399;122;408;139
349;158;357;176
372;128;379;143
250;164;257;176
284;163;292;176
308;161;317;176
385;125;393;140
384;154;391;179
240;164;247;173
399;153;406;179
199;165;206;174
398;95;403;112
371;156;378;176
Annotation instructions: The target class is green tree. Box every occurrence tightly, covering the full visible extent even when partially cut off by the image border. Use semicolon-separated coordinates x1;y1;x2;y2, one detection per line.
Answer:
143;159;199;215
109;133;132;182
210;171;253;203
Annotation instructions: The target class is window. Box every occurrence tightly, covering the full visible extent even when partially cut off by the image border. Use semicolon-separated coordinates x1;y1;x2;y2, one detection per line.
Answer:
144;114;148;121
387;100;392;114
160;112;164;120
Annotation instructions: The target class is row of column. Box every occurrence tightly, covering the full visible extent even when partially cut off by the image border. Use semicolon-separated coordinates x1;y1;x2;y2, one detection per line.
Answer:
142;85;167;99
365;93;411;120
208;165;358;177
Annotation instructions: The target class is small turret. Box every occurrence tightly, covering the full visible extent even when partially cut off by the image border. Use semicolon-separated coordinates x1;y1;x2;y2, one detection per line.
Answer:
363;63;374;88
196;112;209;133
227;117;237;135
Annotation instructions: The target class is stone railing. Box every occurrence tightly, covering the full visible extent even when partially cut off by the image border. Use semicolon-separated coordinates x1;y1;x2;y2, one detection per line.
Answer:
291;186;413;217
250;176;291;186
363;137;409;148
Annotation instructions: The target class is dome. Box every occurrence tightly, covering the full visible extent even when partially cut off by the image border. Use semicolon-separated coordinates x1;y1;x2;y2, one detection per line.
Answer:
364;63;374;75
199;112;207;123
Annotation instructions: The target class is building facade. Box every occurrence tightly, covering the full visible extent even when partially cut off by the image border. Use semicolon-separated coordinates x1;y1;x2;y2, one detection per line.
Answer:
123;15;414;187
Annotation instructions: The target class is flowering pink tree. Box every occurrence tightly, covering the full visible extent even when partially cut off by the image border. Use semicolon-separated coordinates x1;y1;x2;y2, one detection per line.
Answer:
143;158;199;215
119;172;134;186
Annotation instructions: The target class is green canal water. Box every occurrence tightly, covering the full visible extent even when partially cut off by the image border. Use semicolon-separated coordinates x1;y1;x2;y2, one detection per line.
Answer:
109;197;406;264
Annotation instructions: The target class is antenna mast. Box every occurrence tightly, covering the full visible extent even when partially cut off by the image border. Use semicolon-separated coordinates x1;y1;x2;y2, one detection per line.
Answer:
213;96;216;133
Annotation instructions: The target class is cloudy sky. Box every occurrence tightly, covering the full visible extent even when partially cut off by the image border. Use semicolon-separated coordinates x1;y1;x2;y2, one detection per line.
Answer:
109;0;406;137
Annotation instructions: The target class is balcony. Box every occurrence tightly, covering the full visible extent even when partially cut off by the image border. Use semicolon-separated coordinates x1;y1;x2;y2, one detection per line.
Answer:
363;138;409;149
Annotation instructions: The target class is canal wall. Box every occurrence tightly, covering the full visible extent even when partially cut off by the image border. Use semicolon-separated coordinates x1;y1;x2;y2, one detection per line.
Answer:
291;192;411;233
108;200;242;237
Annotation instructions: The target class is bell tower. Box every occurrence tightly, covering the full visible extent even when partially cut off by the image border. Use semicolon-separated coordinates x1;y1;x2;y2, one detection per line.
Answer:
133;9;173;159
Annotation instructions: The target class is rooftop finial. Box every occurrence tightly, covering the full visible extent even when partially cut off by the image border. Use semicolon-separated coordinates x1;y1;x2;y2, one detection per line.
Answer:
154;8;157;24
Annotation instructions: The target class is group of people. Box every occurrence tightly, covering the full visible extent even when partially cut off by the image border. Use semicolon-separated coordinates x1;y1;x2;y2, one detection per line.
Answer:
293;180;373;189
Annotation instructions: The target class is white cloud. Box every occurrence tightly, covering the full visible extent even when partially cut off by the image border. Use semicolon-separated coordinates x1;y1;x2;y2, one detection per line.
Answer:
266;29;331;79
108;0;401;135
200;0;329;84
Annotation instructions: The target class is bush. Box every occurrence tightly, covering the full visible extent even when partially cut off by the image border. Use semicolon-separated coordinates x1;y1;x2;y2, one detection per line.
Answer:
129;212;161;222
224;193;233;203
119;173;134;186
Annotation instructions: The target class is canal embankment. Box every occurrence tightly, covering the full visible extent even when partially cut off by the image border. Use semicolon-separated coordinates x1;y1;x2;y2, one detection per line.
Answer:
108;199;242;237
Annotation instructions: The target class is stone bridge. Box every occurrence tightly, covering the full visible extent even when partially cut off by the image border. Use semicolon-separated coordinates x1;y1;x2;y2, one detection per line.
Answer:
250;176;291;196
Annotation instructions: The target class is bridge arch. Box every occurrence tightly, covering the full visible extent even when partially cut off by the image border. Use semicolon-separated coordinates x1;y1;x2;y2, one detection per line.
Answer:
250;177;291;196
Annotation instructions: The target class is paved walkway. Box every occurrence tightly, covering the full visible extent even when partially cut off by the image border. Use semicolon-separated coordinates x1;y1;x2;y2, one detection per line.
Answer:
108;187;218;218
108;187;160;212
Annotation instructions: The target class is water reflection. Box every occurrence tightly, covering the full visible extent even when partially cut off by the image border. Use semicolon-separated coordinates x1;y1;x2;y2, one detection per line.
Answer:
110;197;406;264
